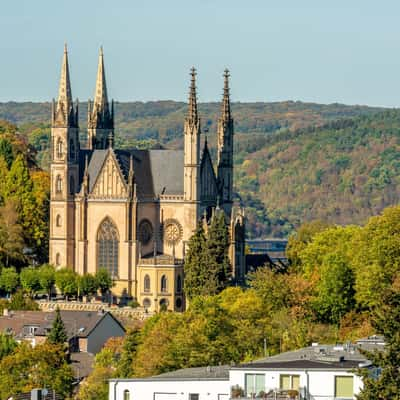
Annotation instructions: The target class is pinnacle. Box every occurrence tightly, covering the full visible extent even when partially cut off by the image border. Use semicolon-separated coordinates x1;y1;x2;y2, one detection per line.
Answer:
221;68;231;121
188;67;198;123
93;46;109;113
57;44;72;106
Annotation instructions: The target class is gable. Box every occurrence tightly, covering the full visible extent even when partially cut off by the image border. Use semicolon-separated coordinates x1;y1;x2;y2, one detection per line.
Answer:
90;151;128;198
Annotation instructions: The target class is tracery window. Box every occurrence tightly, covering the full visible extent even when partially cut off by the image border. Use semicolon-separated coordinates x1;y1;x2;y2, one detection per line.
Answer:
56;138;63;159
161;275;168;293
56;175;62;193
97;218;119;278
144;275;151;293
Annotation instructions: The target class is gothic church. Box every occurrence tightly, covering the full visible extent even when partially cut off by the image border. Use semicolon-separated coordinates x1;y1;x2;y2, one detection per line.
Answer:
49;46;245;311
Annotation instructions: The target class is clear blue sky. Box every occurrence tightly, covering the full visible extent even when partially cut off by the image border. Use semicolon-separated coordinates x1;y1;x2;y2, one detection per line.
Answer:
1;0;400;106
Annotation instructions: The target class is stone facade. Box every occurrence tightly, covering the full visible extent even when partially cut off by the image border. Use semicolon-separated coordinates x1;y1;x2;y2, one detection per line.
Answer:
49;46;246;311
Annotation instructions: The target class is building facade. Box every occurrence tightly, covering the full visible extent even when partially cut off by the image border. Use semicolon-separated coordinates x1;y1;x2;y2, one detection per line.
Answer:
49;46;246;311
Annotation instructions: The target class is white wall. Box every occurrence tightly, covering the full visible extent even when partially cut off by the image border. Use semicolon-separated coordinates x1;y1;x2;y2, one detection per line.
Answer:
109;379;230;400
229;369;363;399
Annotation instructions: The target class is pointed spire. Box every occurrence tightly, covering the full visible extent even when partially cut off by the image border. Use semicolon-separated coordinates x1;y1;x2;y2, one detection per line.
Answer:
187;67;198;124
93;46;109;113
221;68;231;121
57;43;72;105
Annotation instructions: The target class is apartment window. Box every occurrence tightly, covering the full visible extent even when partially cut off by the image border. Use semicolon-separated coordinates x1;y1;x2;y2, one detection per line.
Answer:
189;394;199;400
335;376;354;398
245;373;265;397
280;374;300;391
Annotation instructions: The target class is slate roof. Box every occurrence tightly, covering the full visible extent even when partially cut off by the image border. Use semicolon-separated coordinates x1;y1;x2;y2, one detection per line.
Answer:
235;359;362;370
79;148;184;197
0;310;124;339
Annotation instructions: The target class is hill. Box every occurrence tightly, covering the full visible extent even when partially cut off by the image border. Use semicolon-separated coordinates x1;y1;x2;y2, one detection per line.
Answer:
0;100;392;238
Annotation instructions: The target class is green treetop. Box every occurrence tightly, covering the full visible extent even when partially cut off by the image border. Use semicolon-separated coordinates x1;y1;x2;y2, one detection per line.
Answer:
47;307;68;345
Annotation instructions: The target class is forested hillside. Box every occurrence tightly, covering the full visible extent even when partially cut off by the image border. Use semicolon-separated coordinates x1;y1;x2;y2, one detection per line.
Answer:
2;100;397;238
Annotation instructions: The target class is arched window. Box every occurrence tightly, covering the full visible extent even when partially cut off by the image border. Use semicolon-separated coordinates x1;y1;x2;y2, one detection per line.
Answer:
97;218;119;278
56;175;62;193
144;275;150;292
161;275;168;293
69;175;75;195
177;275;182;293
69;138;75;160
123;390;130;400
56;138;63;159
56;214;62;227
55;253;61;266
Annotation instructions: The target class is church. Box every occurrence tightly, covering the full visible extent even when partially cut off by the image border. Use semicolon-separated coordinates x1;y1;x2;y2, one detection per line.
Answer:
49;46;245;311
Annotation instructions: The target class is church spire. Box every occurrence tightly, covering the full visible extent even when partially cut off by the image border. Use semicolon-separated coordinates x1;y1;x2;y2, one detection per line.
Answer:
87;47;114;149
57;43;72;105
53;44;77;128
221;69;231;121
94;46;109;114
187;67;198;124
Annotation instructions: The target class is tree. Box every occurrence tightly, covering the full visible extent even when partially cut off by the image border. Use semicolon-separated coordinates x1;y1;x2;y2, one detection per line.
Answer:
0;267;19;296
183;223;208;300
20;266;41;297
0;138;14;168
79;273;98;297
0;333;17;360
357;291;400;399
47;308;68;346
95;268;113;296
0;342;73;399
38;264;55;299
0;200;25;267
9;289;39;311
205;211;231;292
118;328;141;377
55;268;78;299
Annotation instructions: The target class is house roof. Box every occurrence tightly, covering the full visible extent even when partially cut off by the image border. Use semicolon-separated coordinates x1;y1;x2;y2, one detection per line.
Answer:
234;359;362;371
110;365;230;382
0;310;124;340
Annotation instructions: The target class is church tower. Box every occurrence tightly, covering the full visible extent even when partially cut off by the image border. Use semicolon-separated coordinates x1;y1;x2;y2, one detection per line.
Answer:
183;68;201;229
87;47;114;149
49;44;79;269
217;69;234;217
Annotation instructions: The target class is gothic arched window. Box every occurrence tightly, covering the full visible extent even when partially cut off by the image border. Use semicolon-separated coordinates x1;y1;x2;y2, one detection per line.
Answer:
55;253;61;266
56;175;62;193
69;175;75;195
56;138;63;159
97;218;119;278
177;275;182;293
144;275;151;293
161;275;168;293
69;138;75;161
56;214;62;227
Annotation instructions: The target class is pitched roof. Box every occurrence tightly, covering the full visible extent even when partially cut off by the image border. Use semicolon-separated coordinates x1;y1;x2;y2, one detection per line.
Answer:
80;148;184;198
0;310;123;339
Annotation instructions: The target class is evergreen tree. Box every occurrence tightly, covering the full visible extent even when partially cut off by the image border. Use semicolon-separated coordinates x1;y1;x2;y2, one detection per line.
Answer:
357;290;400;399
0;139;14;169
47;307;68;345
205;211;231;292
183;223;208;300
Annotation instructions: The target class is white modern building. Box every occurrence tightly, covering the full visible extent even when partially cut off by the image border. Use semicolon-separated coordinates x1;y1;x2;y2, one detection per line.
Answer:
109;337;384;400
